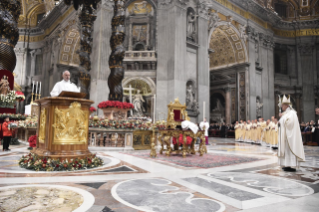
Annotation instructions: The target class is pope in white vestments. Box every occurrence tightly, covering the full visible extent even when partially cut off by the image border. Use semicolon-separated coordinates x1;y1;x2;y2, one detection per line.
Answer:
50;71;81;97
278;95;305;172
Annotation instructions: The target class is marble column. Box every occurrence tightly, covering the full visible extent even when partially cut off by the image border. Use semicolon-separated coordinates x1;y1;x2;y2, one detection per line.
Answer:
156;1;187;120
246;27;257;120
274;91;280;119
13;48;27;88
295;93;302;121
225;87;231;124
90;0;114;113
298;43;315;122
267;41;275;119
196;5;210;123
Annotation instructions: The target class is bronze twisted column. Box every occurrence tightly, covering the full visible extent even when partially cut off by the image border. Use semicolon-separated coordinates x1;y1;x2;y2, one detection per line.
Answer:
0;0;21;72
108;0;125;101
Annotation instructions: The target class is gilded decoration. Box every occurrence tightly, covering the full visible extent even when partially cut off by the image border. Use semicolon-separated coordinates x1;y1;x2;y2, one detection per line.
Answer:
52;102;89;145
18;1;46;27
209;25;246;70
127;0;153;15
166;98;190;129
59;28;81;66
266;0;319;20
38;108;46;143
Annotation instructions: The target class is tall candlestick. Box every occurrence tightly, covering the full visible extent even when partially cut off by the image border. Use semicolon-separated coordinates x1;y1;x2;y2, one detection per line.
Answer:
35;81;38;95
153;94;156;124
32;81;34;93
203;101;205;121
39;82;41;97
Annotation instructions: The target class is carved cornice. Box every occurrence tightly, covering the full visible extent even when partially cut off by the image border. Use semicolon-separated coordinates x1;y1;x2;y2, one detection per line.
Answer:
37;1;69;30
197;2;210;19
298;43;315;55
248;26;274;48
229;0;319;30
246;25;259;41
14;47;26;56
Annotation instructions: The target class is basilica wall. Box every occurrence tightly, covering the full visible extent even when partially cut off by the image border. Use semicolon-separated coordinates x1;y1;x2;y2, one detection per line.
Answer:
11;0;319;123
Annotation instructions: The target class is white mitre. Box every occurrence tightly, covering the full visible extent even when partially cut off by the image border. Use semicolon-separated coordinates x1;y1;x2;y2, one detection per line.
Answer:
282;94;291;104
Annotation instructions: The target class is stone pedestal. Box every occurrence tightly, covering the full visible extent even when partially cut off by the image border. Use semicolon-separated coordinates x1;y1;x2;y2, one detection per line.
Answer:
32;96;93;160
101;108;130;120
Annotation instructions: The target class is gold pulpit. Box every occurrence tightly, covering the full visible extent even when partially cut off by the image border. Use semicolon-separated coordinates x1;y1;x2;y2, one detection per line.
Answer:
32;94;93;160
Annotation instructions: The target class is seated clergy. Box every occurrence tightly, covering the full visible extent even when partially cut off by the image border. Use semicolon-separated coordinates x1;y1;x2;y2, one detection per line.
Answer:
50;70;81;97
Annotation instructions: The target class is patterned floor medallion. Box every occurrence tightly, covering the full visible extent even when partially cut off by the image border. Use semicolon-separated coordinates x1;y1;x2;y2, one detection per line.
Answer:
207;172;314;197
112;178;226;212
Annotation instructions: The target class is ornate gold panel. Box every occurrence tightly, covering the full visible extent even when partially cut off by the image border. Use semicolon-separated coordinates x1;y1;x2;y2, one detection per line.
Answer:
52;102;89;145
38;108;46;143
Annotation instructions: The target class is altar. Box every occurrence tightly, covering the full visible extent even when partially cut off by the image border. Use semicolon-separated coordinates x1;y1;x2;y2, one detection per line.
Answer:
32;93;93;160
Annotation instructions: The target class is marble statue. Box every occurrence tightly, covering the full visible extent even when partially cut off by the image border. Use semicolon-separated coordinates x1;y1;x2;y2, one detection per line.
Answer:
0;76;10;95
255;42;259;63
186;84;195;109
187;12;198;39
213;99;224;112
133;90;145;117
208;10;220;30
256;98;263;118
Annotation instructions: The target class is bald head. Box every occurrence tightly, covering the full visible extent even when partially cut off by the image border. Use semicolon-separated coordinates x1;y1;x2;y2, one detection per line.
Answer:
62;70;71;82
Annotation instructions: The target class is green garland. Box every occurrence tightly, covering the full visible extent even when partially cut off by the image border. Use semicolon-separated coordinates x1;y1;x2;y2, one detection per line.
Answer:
19;153;104;172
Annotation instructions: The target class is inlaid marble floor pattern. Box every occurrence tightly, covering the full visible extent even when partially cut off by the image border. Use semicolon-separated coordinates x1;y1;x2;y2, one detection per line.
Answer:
0;138;318;212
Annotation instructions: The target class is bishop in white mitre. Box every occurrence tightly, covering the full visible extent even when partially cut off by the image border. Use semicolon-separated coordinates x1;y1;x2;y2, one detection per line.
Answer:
278;95;305;172
50;70;81;97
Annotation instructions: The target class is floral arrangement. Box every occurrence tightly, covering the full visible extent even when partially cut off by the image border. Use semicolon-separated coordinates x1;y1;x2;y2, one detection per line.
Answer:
90;106;97;112
0;113;28;120
98;101;134;109
28;135;37;148
0;90;16;108
89;118;167;131
18;119;38;128
19;153;104;172
15;91;25;101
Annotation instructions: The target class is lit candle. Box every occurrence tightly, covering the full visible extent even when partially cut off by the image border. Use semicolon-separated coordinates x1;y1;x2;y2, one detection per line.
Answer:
39;82;41;97
203;101;205;121
32;81;34;93
153;94;156;124
35;81;38;95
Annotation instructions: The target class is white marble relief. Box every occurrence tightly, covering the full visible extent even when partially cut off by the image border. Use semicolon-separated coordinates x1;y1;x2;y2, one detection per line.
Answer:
111;178;226;212
0;184;94;212
207;172;314;197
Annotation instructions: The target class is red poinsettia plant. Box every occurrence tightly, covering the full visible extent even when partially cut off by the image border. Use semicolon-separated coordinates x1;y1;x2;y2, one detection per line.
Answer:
98;101;134;109
28;135;37;148
90;106;97;112
15;91;25;101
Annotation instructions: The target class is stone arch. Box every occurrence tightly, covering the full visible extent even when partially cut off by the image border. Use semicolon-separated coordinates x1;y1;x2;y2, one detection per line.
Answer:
59;27;81;67
122;77;156;97
26;3;46;27
125;0;157;10
208;22;248;70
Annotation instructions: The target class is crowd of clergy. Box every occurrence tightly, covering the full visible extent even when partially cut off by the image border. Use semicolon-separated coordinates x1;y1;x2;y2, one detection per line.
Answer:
234;116;279;147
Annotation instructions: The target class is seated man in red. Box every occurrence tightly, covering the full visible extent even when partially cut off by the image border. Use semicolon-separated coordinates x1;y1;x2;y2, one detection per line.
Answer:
2;116;15;151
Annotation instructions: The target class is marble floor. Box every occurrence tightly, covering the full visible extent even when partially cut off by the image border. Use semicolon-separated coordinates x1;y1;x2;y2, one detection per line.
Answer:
1;138;319;212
